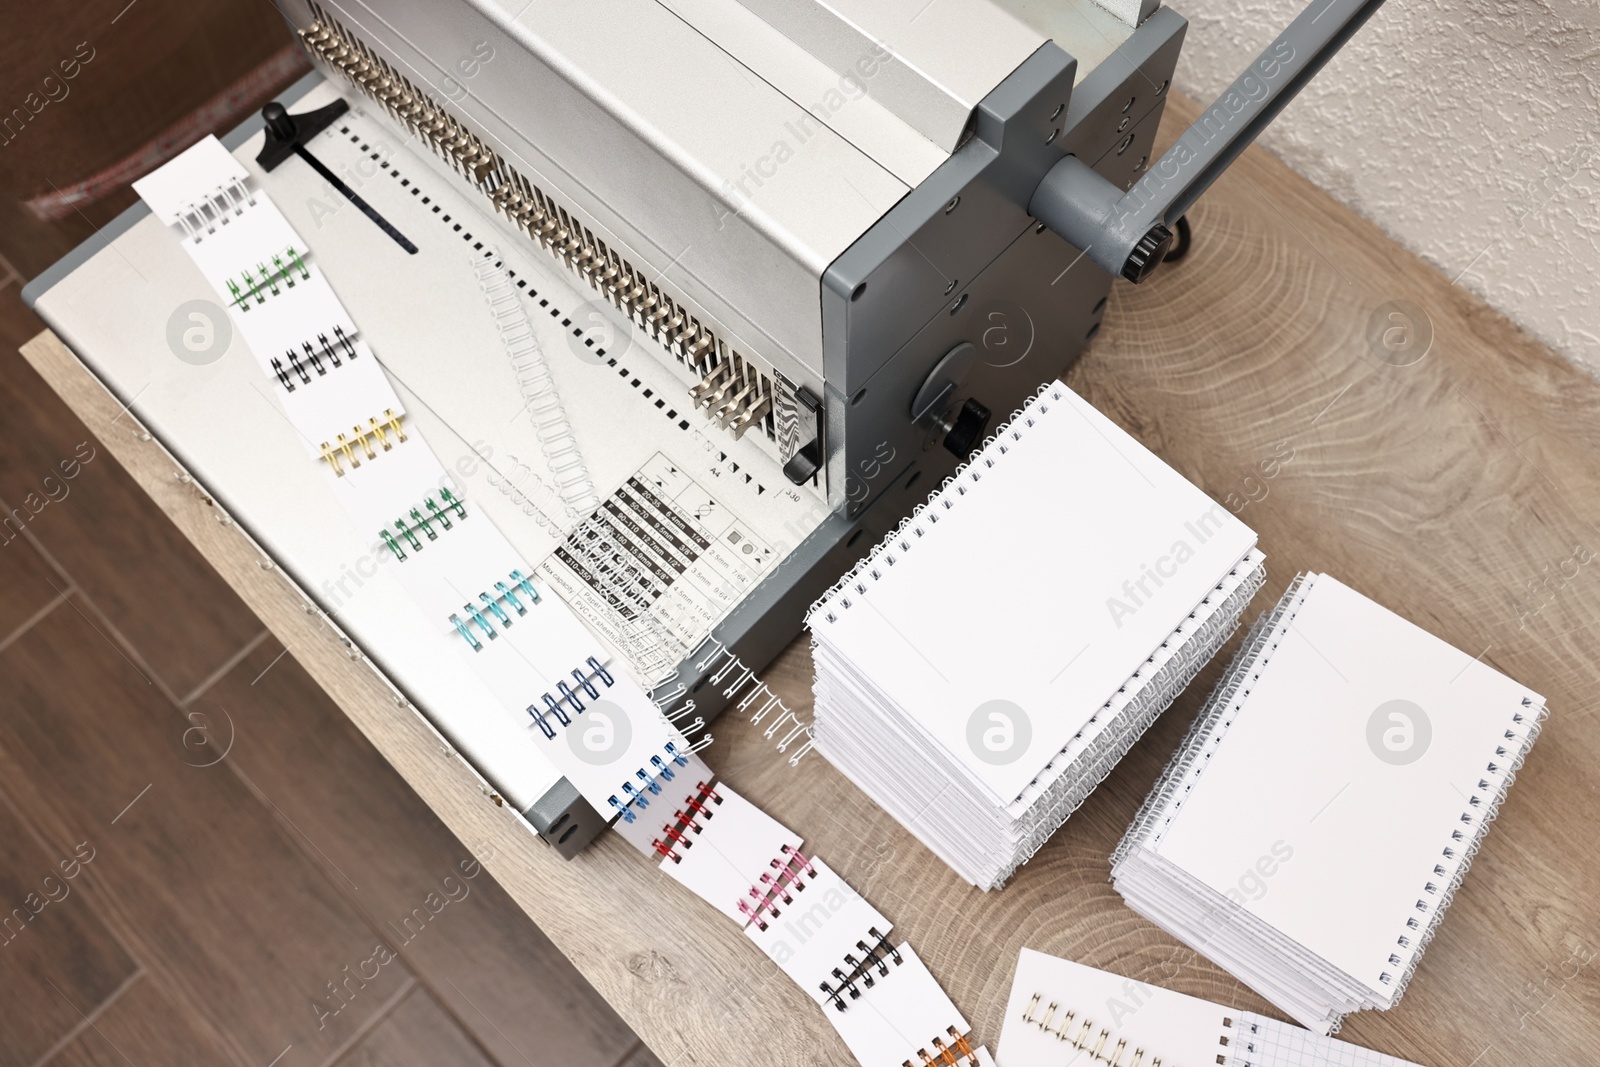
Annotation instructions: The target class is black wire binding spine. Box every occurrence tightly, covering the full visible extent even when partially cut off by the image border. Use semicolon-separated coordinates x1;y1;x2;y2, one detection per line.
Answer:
271;326;358;391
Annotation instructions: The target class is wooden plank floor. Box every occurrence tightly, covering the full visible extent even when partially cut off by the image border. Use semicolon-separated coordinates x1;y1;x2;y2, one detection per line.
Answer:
0;280;657;1067
10;88;1600;1067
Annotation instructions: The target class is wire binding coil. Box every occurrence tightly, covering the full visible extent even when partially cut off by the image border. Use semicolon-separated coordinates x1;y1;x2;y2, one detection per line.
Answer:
518;654;615;735
473;254;599;515
271;326;358;392
1020;996;1160;1067
224;245;310;312
737;845;816;929
318;408;407;476
819;926;900;1011
691;636;815;766
449;568;541;651
1381;692;1544;1002
649;780;721;861
1110;569;1304;872
380;488;467;561
905;1027;982;1067
618;738;708;819
301;5;786;449
1111;572;1548;1018
174;177;256;241
982;557;1263;883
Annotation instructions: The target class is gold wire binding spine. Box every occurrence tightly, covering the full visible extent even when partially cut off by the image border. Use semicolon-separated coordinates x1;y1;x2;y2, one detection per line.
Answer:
1019;995;1161;1067
1218;1016;1247;1066
297;5;785;447
318;409;407;476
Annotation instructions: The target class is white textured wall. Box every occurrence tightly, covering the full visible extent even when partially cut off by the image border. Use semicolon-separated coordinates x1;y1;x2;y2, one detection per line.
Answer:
1170;0;1600;375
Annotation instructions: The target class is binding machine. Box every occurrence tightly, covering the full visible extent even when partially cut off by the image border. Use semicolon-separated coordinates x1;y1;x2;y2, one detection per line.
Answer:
27;0;1383;855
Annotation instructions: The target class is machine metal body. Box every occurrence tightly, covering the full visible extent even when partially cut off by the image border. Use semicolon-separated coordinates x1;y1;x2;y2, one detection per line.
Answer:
278;0;1190;726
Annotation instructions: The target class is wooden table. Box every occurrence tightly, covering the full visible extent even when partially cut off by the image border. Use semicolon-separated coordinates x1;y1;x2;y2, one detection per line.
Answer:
20;92;1600;1066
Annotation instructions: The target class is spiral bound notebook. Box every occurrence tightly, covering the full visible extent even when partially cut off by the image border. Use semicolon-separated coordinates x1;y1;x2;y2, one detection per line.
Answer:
807;381;1263;889
1112;574;1546;1034
997;950;1429;1067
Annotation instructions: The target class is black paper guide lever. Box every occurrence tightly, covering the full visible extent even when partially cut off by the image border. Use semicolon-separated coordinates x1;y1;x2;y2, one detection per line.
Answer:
256;100;418;255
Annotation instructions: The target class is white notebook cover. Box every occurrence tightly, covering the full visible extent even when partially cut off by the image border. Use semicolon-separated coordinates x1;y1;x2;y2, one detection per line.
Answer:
1151;575;1544;1000
809;382;1256;804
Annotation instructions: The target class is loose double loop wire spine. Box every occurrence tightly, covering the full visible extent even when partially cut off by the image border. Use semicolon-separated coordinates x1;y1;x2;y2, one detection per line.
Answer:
737;845;816;930
692;636;815;766
819;926;900;1011
473;254;598;515
650;780;722;861
449;568;541;651
380;488;467;561
272;325;358;392
174;177;256;242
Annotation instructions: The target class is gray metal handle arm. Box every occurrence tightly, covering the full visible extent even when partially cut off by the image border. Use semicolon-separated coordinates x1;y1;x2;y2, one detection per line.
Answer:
1029;0;1386;282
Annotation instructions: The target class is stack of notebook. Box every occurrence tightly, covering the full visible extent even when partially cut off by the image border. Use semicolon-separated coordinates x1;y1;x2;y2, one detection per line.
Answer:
1112;573;1547;1033
806;381;1265;890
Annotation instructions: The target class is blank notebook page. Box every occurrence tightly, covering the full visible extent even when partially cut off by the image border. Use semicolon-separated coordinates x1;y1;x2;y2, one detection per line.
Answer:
816;384;1255;805
1153;575;1542;997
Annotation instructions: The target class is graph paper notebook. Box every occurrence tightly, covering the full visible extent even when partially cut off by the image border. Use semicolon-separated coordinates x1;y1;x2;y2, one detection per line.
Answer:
1113;574;1546;1033
998;949;1430;1067
807;381;1263;888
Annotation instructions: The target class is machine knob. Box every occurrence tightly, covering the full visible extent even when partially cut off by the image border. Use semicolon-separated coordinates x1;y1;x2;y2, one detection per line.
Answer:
262;101;298;141
942;398;992;458
1121;223;1174;283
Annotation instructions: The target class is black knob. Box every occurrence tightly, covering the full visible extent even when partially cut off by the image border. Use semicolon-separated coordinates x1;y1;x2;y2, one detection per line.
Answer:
942;397;991;458
1121;223;1174;283
262;101;297;140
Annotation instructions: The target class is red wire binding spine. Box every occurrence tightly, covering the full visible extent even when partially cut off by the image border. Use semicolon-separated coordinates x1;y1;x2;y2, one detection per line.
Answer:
650;781;724;866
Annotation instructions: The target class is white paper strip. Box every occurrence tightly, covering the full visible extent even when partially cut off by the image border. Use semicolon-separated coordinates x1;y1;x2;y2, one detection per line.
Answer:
825;944;974;1067
660;781;802;926
745;857;893;1009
